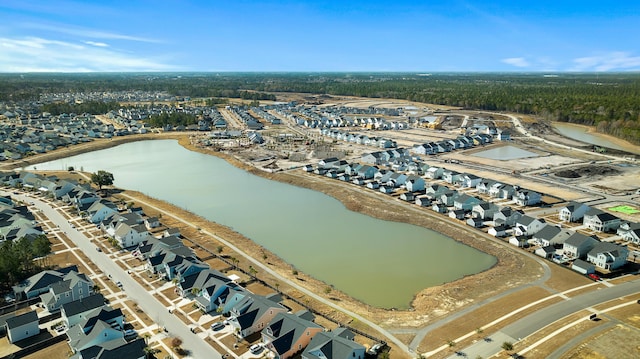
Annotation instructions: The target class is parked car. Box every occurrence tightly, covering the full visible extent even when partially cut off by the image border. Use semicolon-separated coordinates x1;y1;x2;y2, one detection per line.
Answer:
211;322;225;331
249;344;263;354
588;273;601;281
116;281;123;287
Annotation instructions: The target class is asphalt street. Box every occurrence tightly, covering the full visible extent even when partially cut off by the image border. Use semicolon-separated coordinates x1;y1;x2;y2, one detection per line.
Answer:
8;191;222;359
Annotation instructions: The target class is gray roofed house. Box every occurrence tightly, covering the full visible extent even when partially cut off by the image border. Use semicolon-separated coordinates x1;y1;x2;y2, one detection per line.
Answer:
40;271;94;312
302;328;366;359
586;242;629;270
563;233;599;259
558;201;591;222
67;319;124;353
72;337;146;359
535;245;556;259
261;310;324;359
5;310;39;343
583;208;621;232
532;225;573;247
571;259;595;275
62;293;106;327
514;215;546;237
617;222;640;244
12;265;79;300
228;293;288;338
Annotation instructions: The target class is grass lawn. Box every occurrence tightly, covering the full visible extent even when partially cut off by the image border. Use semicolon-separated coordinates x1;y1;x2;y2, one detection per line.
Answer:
609;205;640;214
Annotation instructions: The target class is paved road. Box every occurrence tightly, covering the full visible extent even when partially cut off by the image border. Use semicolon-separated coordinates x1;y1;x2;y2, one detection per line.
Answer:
8;191;221;359
453;277;640;359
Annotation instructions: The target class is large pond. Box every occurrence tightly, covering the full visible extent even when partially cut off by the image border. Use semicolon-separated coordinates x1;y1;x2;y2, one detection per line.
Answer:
28;140;496;309
473;145;538;160
552;122;640;155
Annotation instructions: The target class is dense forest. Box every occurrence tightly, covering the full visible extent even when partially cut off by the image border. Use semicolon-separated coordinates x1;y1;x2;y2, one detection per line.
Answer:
0;235;52;288
146;112;198;128
0;73;638;144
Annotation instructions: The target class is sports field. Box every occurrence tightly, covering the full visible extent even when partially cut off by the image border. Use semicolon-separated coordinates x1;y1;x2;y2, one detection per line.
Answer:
609;205;640;214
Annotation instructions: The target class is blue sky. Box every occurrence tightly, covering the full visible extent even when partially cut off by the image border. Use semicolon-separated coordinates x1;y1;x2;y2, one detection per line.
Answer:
1;0;639;72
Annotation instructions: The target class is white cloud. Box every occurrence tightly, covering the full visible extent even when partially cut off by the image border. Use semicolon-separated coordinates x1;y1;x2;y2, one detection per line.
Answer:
571;52;640;71
21;22;161;43
501;57;530;67
0;36;178;72
85;41;109;47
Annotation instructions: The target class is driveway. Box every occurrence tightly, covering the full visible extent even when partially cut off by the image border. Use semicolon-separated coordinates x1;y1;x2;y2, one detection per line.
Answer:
6;190;222;359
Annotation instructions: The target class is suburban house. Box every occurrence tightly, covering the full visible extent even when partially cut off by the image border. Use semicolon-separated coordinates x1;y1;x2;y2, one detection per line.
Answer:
113;222;149;248
133;235;193;260
453;194;482;211
144;217;160;230
5;310;39;343
302;328;366;359
472;202;499;220
400;192;416;202
261;310;324;359
586;242;629;270
467;217;484;228
449;209;466;220
514;216;546;237
572;259;596;275
424;184;449;199
532;225;573;247
67;320;125;353
476;179;497;194
458;173;482;188
415;196;432;207
405;175;425;192
61;294;106;327
515;189;542;206
40;271;94;312
583;209;621;232
425;166;444;179
440;190;461;206
558;201;591;222
493;207;524;227
71;338;146;359
563;233;599;259
617;222;640;244
13;265;79;300
535;245;556;259
228;293;288;338
86;200;118;224
442;170;463;184
488;224;508;237
509;235;531;248
491;184;516;199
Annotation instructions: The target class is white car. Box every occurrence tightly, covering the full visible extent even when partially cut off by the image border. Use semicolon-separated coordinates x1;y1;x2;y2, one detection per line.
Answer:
210;322;225;331
249;344;263;354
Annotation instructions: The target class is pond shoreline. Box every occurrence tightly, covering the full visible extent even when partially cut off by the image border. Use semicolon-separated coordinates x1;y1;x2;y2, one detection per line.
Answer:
12;133;540;330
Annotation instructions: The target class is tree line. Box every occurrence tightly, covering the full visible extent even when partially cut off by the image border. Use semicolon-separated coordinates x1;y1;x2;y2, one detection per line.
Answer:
1;72;638;144
0;235;52;288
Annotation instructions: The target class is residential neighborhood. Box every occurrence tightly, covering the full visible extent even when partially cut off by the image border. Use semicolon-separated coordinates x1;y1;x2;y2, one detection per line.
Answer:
0;171;380;359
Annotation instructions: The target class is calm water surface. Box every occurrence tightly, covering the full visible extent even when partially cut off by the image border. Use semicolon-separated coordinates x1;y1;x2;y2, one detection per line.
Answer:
473;145;538;160
552;122;640;154
28;140;496;308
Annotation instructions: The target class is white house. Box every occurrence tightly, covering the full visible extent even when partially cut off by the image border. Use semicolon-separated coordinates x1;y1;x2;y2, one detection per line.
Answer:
563;233;599;259
5;310;39;343
586;242;629;270
558;201;591;222
514;216;546;236
583;209;621;232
